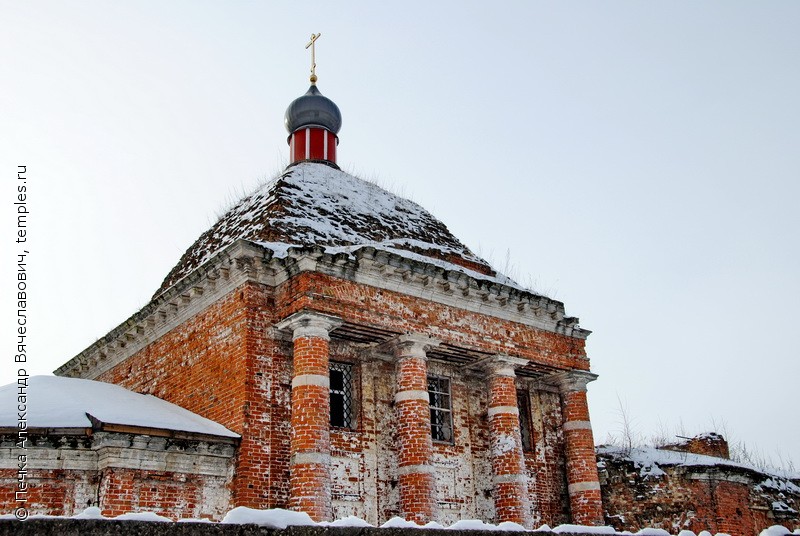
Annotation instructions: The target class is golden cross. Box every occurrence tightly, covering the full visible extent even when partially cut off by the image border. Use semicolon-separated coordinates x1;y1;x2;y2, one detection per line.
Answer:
305;33;322;84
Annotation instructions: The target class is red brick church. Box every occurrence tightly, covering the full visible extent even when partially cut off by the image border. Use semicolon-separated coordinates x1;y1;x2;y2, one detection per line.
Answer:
0;60;605;527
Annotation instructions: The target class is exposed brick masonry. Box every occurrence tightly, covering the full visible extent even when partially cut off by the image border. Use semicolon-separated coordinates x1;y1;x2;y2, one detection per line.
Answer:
599;446;800;536
550;371;604;526
485;356;532;527
40;247;593;524
393;334;440;524
279;311;343;522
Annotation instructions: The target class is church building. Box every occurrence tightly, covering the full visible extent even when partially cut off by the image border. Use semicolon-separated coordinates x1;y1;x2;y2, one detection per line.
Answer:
1;44;604;527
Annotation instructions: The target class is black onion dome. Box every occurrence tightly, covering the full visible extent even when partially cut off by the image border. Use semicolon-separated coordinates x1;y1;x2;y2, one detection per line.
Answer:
284;85;342;134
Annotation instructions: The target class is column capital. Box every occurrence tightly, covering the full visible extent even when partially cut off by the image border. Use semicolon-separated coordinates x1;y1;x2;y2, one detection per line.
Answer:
276;311;342;341
544;369;598;393
482;354;528;378
390;333;441;360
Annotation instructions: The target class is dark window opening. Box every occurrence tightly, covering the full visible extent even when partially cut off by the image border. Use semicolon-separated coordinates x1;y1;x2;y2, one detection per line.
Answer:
330;362;354;429
428;375;453;443
517;389;533;451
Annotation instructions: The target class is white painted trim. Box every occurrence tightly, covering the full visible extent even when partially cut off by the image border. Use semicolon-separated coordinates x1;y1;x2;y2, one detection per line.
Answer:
57;242;589;381
291;452;331;466
292;374;330;389
567;481;601;494
323;130;328;160
397;464;436;475
277;310;342;341
492;473;527;485
394;389;430;403
487;405;519;417
305;127;310;159
563;420;593;432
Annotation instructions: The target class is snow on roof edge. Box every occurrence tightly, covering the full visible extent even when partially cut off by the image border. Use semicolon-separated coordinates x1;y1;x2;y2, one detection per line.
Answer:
598;445;800;482
0;376;239;439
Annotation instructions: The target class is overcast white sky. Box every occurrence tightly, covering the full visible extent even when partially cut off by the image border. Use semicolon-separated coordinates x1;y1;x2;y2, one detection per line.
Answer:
1;2;798;467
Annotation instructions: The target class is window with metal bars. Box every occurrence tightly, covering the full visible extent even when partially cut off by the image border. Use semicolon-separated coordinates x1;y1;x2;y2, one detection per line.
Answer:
428;375;453;443
329;362;354;429
517;390;533;451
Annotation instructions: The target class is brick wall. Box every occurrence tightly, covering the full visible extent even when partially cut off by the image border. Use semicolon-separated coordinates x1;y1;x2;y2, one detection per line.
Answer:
525;388;571;526
52;251;591;525
275;272;589;370
0;432;234;520
0;468;97;517
661;433;731;460
95;282;288;510
599;450;800;536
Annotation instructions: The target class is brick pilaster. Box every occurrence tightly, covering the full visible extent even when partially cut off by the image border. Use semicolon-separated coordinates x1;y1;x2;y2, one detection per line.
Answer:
548;370;604;526
277;311;342;522
484;355;532;528
392;334;440;524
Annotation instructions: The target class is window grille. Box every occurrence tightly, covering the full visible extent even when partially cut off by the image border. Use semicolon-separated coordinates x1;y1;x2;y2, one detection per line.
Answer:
428;376;453;443
517;390;533;451
330;362;354;429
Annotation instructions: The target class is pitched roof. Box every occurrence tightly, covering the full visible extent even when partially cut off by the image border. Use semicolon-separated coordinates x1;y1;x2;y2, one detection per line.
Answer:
1;376;238;438
156;162;498;296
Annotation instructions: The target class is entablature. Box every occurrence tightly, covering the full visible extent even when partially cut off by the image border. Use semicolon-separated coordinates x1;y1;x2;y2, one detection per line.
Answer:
55;240;591;381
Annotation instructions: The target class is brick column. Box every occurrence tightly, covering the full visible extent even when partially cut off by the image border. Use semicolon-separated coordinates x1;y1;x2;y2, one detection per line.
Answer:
277;311;342;522
484;355;532;528
548;370;604;526
392;334;440;524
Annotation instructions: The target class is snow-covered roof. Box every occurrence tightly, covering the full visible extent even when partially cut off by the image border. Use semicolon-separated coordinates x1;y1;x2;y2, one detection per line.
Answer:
156;162;499;295
0;376;238;438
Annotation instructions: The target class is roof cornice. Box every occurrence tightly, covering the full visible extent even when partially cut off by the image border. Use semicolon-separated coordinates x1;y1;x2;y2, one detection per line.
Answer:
55;240;590;380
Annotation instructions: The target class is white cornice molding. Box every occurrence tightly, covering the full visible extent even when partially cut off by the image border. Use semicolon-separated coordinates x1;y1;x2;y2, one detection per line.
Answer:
55;240;590;380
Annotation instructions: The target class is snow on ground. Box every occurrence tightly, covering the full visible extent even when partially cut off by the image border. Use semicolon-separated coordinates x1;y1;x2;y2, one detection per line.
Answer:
759;526;797;536
71;507;105;519
323;515;375;528
0;375;238;438
112;512;172;522
221;507;315;528
552;524;616;534
4;506;792;535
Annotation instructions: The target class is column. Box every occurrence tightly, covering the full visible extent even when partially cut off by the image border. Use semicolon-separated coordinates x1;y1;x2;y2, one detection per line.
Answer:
548;370;604;526
484;355;532;528
392;333;440;524
276;311;342;522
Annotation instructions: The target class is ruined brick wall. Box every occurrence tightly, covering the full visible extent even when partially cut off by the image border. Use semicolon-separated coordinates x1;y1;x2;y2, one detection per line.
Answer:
661;433;731;460
599;452;800;536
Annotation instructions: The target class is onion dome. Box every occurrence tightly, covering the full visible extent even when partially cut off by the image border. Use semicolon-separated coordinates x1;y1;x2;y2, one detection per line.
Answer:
285;84;342;165
284;85;342;135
